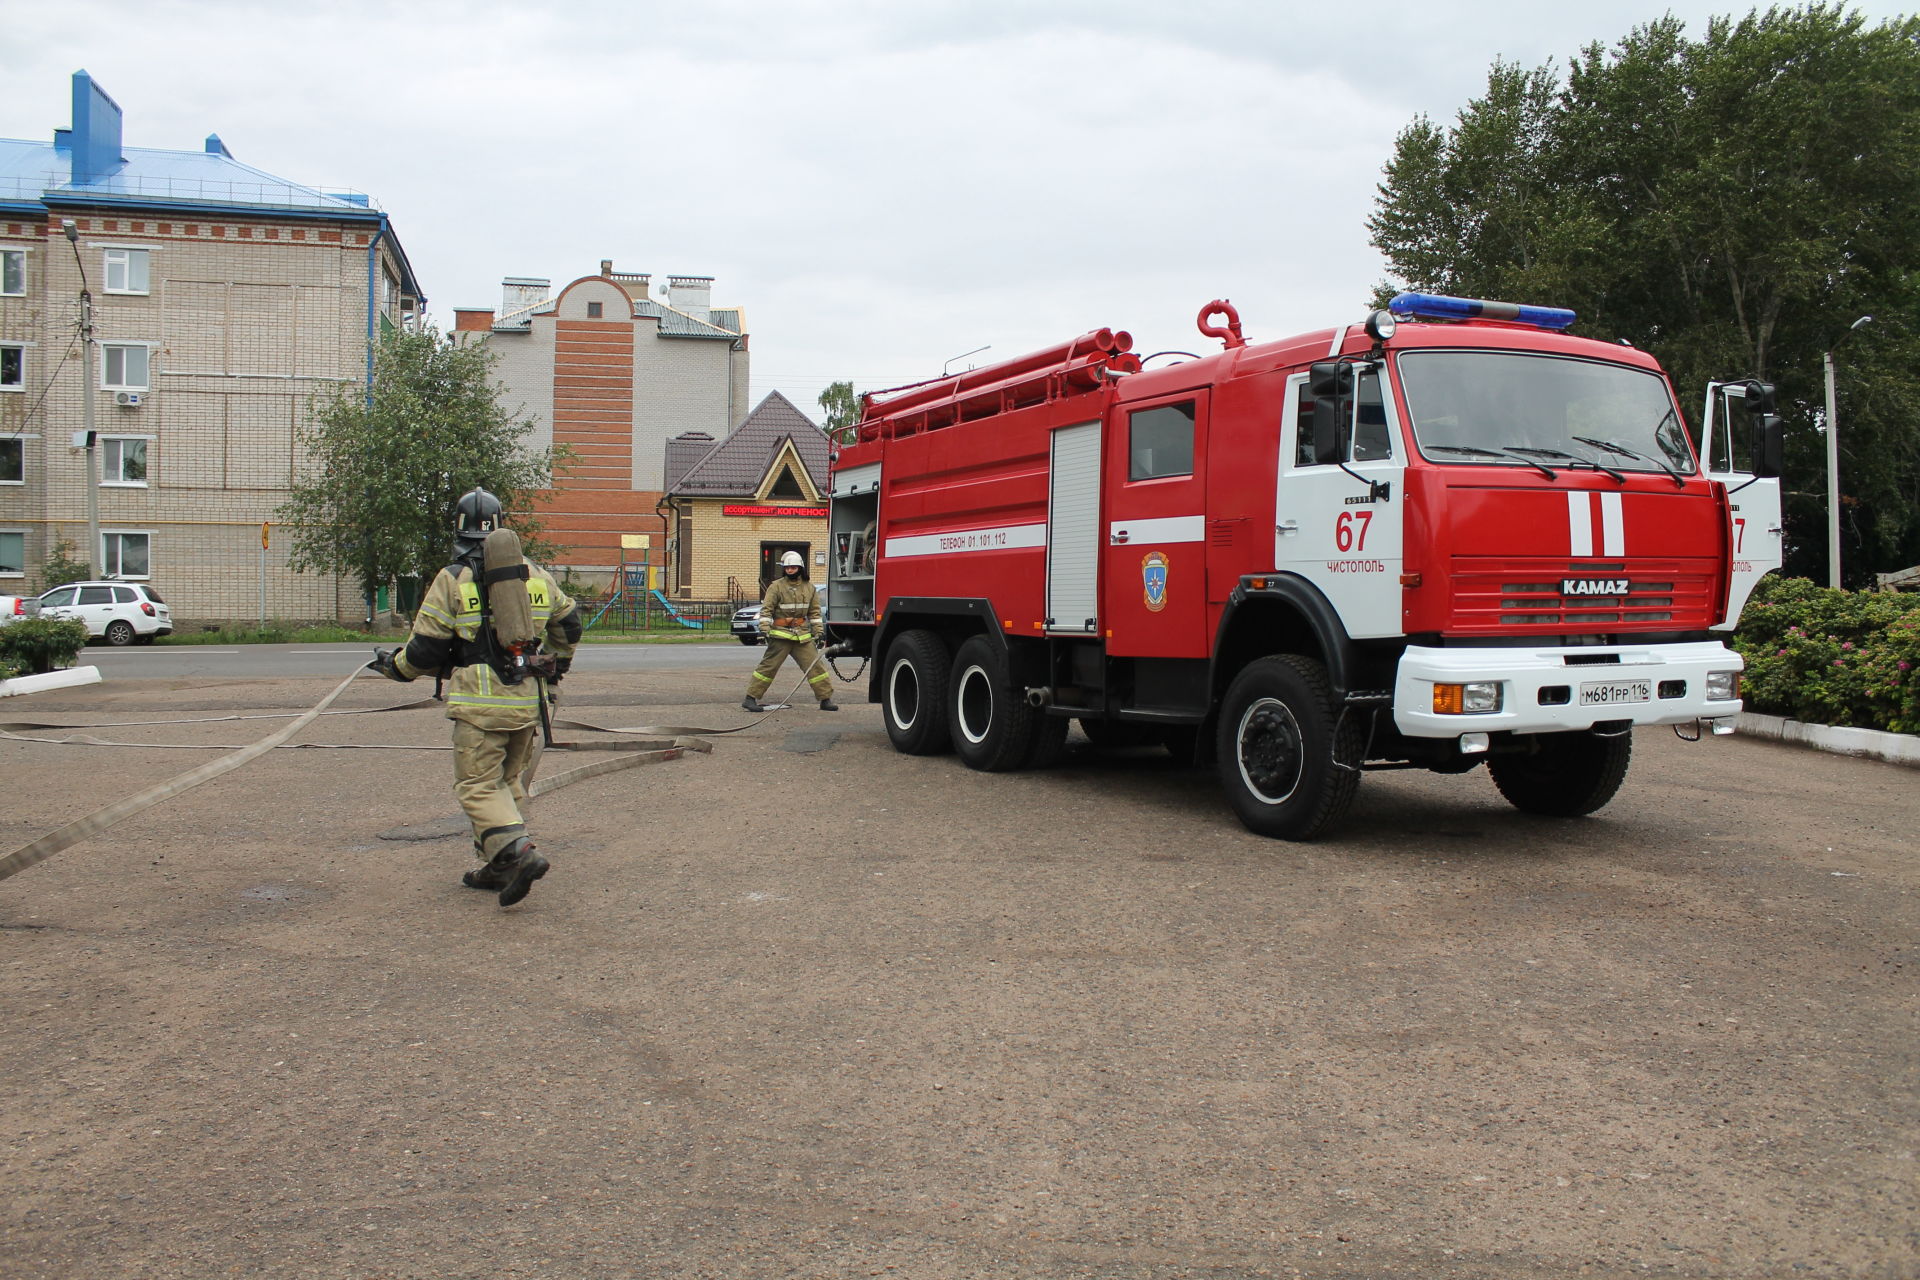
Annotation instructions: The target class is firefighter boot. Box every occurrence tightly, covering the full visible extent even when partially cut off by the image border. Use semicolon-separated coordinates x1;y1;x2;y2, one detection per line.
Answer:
742;695;764;713
818;699;839;711
492;838;550;908
462;842;510;891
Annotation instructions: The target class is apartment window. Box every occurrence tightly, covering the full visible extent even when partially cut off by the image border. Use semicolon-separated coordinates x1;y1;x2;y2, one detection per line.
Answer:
102;343;150;390
0;438;21;484
0;249;22;296
102;437;147;485
102;531;150;578
104;247;151;294
0;344;21;390
0;531;23;576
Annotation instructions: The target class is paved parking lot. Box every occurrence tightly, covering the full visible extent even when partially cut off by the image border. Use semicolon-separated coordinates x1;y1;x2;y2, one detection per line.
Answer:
2;660;1915;1278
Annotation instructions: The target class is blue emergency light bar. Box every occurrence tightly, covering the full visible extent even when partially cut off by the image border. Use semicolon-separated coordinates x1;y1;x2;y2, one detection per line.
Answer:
1388;292;1577;331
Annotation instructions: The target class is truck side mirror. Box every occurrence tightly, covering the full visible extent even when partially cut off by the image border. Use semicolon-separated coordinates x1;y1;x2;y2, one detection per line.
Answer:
1750;415;1784;478
1743;380;1783;478
1308;362;1353;464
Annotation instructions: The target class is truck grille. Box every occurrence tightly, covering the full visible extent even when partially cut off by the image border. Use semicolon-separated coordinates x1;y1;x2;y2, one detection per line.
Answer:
1449;561;1718;631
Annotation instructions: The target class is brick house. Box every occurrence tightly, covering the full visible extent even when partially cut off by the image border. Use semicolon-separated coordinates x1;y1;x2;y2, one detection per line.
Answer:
452;261;748;589
0;71;423;624
663;391;829;601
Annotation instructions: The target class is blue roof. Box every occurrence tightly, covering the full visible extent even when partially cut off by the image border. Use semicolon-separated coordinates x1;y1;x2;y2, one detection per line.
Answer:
0;138;383;217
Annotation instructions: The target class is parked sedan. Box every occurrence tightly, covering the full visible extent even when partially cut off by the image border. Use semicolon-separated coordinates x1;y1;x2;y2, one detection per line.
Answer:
730;602;763;645
0;593;38;626
35;581;173;645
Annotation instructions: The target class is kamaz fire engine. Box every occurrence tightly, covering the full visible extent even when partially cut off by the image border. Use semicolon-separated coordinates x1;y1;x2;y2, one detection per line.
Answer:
819;294;1783;839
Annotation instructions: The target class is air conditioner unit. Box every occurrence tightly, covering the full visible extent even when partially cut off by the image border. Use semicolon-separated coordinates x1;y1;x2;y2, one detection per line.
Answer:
114;391;143;407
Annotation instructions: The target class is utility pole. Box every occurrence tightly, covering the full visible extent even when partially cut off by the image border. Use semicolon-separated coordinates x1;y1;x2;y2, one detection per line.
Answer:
63;221;98;576
1823;316;1873;589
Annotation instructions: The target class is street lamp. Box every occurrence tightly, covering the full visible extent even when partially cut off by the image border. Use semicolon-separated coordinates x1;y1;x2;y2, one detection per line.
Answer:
1823;315;1872;588
62;219;98;578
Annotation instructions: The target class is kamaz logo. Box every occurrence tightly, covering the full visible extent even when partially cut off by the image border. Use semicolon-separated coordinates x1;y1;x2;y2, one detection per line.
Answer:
1562;577;1629;596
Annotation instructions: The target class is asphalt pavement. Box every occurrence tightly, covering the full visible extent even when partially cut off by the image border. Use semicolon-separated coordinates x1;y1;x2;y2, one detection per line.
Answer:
2;659;1915;1279
75;638;756;679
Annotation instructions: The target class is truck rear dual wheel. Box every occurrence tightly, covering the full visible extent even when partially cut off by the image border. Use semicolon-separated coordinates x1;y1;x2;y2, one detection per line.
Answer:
1488;731;1632;817
882;630;952;755
1216;654;1362;840
949;635;1053;772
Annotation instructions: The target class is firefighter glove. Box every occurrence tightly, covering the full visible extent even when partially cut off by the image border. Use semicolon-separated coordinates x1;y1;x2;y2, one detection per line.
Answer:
367;647;411;683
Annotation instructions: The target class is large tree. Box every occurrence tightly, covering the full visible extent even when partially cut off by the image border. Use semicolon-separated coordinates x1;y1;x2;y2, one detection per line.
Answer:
277;330;569;602
818;380;861;439
1370;5;1920;583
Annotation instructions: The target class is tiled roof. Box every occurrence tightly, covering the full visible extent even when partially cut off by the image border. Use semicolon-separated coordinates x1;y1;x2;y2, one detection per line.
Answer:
669;392;829;498
636;297;742;340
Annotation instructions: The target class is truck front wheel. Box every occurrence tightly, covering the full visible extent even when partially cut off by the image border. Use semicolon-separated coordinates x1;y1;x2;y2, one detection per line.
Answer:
1488;731;1632;817
1216;655;1362;840
883;630;952;755
949;635;1045;772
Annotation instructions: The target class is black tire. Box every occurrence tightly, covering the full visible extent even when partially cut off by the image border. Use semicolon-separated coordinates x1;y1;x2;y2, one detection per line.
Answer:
1488;731;1632;817
1024;712;1071;769
737;635;759;646
1215;654;1362;840
882;629;952;755
135;633;157;646
948;634;1048;772
104;620;136;646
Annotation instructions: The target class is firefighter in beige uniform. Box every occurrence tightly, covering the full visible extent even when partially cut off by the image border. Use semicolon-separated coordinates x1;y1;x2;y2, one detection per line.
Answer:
370;488;581;907
742;551;836;711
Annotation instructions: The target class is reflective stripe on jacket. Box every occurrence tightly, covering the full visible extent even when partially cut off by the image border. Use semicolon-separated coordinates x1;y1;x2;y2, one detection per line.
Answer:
397;563;576;730
760;576;820;641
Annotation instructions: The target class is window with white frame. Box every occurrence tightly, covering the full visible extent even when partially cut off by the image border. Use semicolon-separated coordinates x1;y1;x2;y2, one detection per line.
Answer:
104;247;151;295
0;344;21;391
0;249;23;296
0;438;22;484
102;436;147;485
0;530;25;576
102;531;150;578
102;343;150;390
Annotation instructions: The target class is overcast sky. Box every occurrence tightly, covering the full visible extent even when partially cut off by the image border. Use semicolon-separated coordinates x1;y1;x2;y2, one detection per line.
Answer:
7;1;1912;421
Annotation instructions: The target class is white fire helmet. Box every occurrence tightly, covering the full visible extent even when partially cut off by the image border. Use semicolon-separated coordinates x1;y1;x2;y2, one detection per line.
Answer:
780;551;804;568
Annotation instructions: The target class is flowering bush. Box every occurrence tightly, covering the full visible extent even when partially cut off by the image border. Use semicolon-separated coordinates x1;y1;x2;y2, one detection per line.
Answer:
1733;576;1920;734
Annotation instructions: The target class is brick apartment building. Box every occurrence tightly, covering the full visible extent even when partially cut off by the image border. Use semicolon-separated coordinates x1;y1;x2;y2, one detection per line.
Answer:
452;261;748;590
0;71;423;625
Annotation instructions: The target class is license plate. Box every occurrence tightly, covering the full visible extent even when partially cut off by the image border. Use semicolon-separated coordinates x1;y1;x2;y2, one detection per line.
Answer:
1580;680;1650;706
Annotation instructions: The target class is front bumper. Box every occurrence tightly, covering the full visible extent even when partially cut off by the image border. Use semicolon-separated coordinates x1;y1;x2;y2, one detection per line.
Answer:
1393;640;1744;738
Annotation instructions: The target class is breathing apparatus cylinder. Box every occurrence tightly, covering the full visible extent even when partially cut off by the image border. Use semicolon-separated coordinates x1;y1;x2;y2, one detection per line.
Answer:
482;528;536;649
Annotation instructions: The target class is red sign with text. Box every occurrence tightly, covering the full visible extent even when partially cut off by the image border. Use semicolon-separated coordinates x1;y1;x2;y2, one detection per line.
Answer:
723;504;827;518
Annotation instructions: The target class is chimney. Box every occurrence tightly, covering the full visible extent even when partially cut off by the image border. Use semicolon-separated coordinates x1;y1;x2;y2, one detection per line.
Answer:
664;431;717;492
453;307;495;333
501;276;550;316
69;70;125;187
667;275;713;322
204;133;234;159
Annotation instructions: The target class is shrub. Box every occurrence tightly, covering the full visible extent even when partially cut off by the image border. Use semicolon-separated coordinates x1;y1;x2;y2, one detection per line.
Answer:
34;538;92;593
1732;576;1920;734
0;616;92;675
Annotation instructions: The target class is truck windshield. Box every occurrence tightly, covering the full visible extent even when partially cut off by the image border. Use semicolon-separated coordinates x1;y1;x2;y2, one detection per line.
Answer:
1395;351;1694;476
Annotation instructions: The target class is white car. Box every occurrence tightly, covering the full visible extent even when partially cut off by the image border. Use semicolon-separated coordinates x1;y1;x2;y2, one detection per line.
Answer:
35;581;173;645
0;593;38;626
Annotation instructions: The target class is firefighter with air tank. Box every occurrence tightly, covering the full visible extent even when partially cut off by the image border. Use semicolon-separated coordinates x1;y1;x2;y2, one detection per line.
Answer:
742;550;837;712
369;487;581;907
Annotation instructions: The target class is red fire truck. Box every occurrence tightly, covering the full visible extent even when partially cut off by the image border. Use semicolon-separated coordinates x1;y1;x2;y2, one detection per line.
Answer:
820;294;1783;839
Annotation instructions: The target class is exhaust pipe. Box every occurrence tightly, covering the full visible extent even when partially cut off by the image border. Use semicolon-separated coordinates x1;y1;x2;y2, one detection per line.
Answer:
1025;687;1053;707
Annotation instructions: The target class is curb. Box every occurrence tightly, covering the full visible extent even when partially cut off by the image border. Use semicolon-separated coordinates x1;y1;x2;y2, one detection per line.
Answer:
0;666;103;698
1735;711;1920;769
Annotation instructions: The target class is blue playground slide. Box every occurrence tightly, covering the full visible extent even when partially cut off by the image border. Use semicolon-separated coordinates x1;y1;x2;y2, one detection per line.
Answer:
649;589;705;629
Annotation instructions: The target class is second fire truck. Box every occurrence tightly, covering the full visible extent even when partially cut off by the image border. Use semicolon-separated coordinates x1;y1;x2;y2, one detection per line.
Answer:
819;294;1782;839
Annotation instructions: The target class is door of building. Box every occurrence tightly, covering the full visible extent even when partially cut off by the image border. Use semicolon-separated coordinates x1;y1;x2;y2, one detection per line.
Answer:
759;542;811;591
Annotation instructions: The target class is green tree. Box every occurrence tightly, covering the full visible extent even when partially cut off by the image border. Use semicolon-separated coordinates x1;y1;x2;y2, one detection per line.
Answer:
1369;5;1920;584
276;330;570;602
34;538;92;593
818;380;861;438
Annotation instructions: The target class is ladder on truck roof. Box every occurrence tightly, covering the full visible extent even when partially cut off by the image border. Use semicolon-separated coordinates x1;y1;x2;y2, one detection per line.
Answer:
851;328;1142;442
